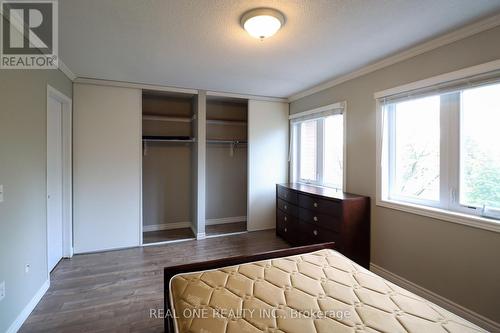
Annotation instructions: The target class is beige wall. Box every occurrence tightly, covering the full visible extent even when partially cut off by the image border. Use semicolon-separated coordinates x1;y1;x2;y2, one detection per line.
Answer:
0;69;72;332
290;26;500;323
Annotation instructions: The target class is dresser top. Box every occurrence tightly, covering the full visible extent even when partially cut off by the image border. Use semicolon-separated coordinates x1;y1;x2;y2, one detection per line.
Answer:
278;183;368;201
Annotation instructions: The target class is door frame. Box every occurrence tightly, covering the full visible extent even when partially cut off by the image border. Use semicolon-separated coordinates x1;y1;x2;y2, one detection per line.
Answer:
46;85;73;273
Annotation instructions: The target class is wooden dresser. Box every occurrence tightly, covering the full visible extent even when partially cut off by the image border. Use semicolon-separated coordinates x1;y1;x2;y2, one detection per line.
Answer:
276;183;370;268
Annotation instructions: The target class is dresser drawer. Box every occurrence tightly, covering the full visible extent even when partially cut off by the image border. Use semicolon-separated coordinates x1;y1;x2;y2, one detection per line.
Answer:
277;198;298;216
276;212;300;245
277;220;295;238
298;222;340;245
277;208;296;224
276;217;286;238
298;194;341;216
277;186;298;205
299;209;341;232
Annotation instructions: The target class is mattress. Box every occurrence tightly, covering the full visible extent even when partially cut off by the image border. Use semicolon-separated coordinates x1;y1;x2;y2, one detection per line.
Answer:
169;249;485;333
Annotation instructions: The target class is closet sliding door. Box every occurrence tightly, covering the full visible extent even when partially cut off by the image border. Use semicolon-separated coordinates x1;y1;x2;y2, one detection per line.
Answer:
73;83;142;253
247;100;289;231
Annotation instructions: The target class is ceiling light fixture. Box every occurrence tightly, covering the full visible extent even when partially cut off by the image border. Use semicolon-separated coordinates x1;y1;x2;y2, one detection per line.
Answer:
241;8;285;40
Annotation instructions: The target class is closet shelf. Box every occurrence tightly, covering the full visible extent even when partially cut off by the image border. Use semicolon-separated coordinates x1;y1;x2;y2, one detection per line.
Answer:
142;115;246;126
143;115;193;123
207;119;247;126
142;136;195;142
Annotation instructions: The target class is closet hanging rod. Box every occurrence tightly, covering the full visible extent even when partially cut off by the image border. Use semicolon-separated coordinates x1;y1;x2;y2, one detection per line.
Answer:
206;140;247;144
142;115;193;123
143;140;195;143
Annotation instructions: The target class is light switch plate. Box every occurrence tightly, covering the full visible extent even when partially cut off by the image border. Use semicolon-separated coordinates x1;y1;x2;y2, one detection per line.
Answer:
0;185;3;202
0;281;5;302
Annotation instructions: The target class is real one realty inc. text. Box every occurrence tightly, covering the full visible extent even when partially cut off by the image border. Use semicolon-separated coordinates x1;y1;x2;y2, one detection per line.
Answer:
150;308;352;320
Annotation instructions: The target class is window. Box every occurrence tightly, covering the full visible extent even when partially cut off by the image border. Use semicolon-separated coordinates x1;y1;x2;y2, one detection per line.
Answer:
291;103;345;190
389;96;440;203
299;120;318;181
460;84;500;212
379;79;500;223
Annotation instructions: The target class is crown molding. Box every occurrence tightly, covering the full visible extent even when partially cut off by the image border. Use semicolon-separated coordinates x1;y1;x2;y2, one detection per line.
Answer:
288;13;500;102
206;90;287;103
58;59;76;81
74;77;199;95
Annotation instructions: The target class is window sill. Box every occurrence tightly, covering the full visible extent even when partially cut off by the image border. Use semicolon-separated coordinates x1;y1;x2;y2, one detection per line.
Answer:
376;199;500;233
296;181;343;192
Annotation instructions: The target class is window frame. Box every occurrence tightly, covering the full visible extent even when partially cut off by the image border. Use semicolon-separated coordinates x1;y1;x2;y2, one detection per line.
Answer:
290;102;347;191
296;117;324;186
375;60;500;233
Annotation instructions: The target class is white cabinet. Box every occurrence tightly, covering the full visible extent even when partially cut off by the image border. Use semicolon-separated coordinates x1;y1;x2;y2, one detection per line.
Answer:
247;100;289;231
73;83;142;253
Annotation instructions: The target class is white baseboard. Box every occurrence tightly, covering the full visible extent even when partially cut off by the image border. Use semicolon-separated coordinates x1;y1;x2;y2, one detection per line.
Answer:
205;231;247;239
370;263;499;332
142;237;195;247
6;279;50;333
143;217;247;232
187;225;206;240
143;222;191;232
206;216;247;225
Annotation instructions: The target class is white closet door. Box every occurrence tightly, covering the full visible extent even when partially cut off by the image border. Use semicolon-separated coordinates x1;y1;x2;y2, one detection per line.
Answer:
73;84;142;253
47;97;63;271
248;100;289;231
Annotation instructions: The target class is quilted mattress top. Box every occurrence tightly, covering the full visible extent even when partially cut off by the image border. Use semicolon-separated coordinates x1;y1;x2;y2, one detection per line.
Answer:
169;249;485;333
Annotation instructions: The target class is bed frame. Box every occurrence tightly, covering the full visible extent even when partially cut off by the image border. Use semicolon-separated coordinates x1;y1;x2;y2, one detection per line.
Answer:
163;242;335;332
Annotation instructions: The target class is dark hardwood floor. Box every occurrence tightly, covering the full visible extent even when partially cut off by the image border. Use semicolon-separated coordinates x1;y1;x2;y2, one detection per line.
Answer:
21;230;289;332
143;228;194;244
143;222;247;244
206;221;247;236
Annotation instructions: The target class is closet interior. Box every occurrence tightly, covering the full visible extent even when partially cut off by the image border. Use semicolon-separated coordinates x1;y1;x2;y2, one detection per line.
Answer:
142;91;196;244
205;97;248;237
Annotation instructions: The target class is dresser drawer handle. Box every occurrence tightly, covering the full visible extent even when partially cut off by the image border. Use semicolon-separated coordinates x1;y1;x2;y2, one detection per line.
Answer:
284;216;287;221
284;228;288;233
313;230;318;236
313;202;318;208
284;205;287;210
313;216;318;222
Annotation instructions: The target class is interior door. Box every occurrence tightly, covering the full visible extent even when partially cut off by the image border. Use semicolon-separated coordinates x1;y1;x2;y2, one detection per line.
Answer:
47;96;64;272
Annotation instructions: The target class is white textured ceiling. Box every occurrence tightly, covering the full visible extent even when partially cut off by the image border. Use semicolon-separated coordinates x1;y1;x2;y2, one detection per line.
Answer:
59;0;500;98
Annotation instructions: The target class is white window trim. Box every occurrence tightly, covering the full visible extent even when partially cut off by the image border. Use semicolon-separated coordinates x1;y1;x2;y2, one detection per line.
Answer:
289;101;347;191
375;59;500;233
